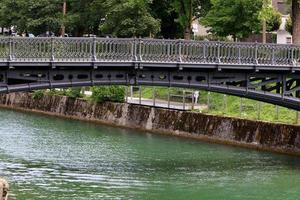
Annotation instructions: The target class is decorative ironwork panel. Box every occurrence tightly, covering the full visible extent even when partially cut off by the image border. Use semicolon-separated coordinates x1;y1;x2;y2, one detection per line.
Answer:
139;39;178;63
95;38;134;61
181;40;206;63
203;42;219;63
0;38;9;61
53;38;93;62
0;37;298;67
13;38;52;62
293;46;300;65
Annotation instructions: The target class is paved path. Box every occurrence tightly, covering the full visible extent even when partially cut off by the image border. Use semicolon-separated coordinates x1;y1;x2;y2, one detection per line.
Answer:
127;97;205;110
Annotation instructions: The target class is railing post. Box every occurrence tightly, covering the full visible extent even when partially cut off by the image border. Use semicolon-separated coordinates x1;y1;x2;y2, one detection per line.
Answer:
203;42;207;62
272;46;275;65
217;41;221;63
240;97;243;118
183;90;186;110
139;37;143;62
8;37;13;61
207;91;211;111
153;86;156;107
291;47;294;66
132;38;136;62
167;87;171;109
126;86;129;103
92;36;97;61
139;85;142;105
257;101;261;120
177;39;182;63
238;45;241;64
50;37;55;62
255;42;258;65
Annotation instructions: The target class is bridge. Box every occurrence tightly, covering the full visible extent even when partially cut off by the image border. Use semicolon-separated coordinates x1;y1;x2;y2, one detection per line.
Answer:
0;37;300;110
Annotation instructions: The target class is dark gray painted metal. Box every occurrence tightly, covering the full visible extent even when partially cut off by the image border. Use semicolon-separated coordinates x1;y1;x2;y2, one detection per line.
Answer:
0;37;300;110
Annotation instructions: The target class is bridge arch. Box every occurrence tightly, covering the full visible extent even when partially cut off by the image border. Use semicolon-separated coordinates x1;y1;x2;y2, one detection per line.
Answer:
0;37;300;110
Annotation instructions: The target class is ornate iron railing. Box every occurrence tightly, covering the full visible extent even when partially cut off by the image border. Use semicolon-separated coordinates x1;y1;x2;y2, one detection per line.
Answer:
0;37;299;66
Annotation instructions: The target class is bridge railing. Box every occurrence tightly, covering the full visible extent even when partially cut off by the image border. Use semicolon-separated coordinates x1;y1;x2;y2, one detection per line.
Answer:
0;37;299;66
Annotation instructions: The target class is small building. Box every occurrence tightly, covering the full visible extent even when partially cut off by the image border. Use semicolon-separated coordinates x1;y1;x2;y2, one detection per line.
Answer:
191;20;210;38
272;0;292;44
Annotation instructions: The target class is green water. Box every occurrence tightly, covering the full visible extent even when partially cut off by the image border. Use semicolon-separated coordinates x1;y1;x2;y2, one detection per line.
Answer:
0;109;300;200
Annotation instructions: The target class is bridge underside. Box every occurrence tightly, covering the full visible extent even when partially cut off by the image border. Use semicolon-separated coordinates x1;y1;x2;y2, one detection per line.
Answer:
1;62;300;110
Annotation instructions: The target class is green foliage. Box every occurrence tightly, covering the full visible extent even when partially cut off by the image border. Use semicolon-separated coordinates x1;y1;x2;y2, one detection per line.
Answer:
172;0;211;39
201;0;263;40
91;86;125;103
286;15;293;34
195;34;230;41
65;88;83;99
32;90;44;100
134;86;297;124
45;88;83;99
66;0;106;36
100;0;160;37
150;0;183;39
0;0;62;35
259;0;281;32
266;9;282;32
197;91;296;124
132;86;183;100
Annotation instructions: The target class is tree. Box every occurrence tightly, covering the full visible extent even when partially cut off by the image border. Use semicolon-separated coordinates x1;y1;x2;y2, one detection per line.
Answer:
259;0;281;43
173;0;211;39
150;0;183;39
100;0;160;38
201;0;263;41
266;9;282;32
0;0;62;35
66;0;106;36
292;0;300;44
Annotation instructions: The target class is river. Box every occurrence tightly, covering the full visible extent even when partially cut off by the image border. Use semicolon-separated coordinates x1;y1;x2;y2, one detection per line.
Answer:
0;109;299;199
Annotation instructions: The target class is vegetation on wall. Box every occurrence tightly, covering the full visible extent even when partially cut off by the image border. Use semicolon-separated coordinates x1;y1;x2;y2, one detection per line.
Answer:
91;86;125;103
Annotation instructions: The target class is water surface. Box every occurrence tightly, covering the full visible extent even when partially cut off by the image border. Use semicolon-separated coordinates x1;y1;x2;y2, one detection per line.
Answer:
0;109;299;199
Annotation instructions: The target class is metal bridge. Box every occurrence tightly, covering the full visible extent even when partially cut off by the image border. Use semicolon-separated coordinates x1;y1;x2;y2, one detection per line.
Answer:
1;37;300;110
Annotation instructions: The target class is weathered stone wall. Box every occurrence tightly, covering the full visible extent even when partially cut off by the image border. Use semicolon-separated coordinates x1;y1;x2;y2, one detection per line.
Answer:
0;93;300;155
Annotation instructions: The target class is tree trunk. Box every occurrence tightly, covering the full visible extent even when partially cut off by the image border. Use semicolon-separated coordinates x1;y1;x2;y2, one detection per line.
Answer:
292;0;300;44
61;1;67;37
262;19;267;44
184;26;191;40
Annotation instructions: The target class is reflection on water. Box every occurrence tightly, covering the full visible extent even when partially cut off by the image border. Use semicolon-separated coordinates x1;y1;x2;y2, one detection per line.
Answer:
0;109;299;200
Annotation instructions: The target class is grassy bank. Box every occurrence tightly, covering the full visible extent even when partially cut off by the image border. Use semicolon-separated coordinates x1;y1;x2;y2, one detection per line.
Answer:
129;86;298;125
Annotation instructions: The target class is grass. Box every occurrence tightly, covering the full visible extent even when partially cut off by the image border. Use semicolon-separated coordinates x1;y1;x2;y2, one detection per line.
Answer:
128;86;298;125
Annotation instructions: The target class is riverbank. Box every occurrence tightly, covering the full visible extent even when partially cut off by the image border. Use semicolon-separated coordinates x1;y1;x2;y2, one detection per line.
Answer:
0;93;299;156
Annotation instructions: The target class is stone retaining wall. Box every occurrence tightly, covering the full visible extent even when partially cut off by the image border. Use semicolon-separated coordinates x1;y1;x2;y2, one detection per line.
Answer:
0;93;300;155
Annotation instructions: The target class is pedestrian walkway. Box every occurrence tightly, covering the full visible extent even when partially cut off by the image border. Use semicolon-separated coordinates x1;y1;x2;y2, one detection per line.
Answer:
127;97;205;110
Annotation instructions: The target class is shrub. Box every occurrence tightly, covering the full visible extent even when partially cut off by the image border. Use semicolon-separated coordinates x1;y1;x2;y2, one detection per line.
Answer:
91;86;125;103
285;15;292;34
65;88;83;99
32;90;44;100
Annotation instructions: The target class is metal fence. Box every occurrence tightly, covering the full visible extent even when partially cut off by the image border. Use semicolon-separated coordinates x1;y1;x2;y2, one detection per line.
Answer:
0;37;299;66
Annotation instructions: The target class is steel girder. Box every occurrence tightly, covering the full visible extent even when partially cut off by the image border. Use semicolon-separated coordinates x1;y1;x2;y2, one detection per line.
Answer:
1;63;300;110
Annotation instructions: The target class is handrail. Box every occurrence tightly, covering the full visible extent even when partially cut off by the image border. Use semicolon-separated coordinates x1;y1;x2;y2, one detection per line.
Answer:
0;37;299;66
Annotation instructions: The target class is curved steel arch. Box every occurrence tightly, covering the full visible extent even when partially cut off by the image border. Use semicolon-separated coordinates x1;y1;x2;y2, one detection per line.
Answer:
0;64;300;110
1;80;298;110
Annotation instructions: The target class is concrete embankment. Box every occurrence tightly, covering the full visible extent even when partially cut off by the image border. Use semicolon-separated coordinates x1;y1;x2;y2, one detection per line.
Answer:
0;93;300;156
